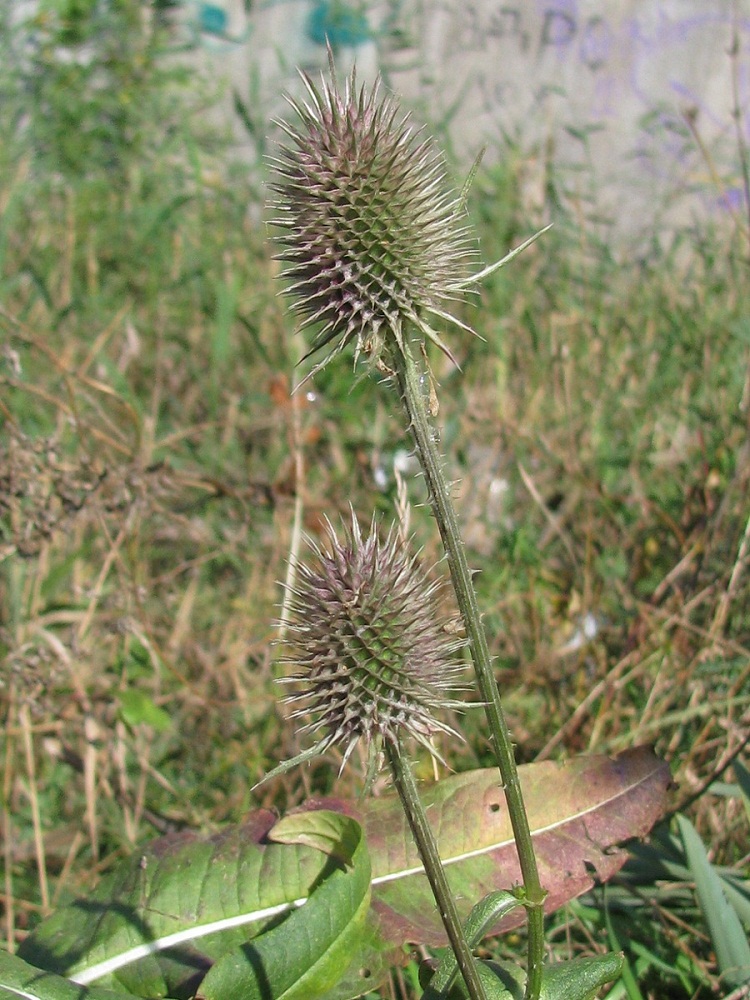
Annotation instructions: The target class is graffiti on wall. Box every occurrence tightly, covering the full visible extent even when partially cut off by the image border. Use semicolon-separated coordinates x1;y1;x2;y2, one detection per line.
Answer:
185;0;750;234
403;1;750;227
416;4;749;123
182;0;379;53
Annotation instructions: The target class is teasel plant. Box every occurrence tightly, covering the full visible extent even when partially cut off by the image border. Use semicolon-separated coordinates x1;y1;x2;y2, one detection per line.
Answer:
267;50;618;1000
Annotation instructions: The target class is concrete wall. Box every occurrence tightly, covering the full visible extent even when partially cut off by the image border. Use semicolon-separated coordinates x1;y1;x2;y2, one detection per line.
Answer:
184;0;750;245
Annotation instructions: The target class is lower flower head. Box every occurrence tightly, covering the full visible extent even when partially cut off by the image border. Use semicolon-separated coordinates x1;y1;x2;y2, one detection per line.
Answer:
279;512;466;771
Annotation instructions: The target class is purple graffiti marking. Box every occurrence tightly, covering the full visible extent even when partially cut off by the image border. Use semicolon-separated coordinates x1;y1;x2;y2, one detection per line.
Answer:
540;10;576;48
579;16;611;71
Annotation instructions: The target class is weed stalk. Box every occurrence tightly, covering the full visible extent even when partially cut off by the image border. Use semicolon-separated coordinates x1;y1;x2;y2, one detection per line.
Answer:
394;339;545;999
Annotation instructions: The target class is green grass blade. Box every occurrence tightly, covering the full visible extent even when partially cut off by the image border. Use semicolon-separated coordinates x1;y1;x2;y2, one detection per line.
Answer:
603;900;644;1000
677;814;750;989
734;758;750;825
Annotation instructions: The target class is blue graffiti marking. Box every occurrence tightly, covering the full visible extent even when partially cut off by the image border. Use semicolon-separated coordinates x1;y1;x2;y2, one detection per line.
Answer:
306;0;371;49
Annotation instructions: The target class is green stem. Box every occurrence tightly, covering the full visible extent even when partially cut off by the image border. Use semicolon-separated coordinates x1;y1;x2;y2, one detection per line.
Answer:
385;737;487;1000
394;339;545;1000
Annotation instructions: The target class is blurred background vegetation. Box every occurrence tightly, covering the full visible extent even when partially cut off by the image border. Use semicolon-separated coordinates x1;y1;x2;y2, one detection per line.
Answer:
1;2;748;997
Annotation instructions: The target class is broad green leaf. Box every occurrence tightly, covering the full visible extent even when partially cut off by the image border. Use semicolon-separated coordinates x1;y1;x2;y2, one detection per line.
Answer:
198;813;370;1000
269;810;363;867
678;814;750;989
0;951;146;1000
19;811;366;999
539;955;625;1000
423;954;624;1000
313;903;397;1000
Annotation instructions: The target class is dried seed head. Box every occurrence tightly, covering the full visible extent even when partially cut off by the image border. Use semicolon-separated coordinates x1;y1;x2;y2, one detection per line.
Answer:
270;57;477;377
280;513;466;771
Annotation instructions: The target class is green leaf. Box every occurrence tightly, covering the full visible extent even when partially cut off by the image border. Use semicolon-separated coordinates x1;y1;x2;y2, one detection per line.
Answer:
422;891;522;998
422;956;524;1000
19;812;367;999
678;813;750;988
198;813;371;1000
539;955;625;1000
117;690;171;732
0;951;146;1000
424;954;624;1000
269;810;364;868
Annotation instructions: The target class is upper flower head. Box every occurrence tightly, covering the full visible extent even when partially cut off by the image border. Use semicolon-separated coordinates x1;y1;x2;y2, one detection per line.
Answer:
278;512;466;773
270;56;477;377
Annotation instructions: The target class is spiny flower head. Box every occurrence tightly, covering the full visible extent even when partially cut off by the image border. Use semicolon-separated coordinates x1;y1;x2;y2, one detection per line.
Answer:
279;512;466;772
270;56;477;377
